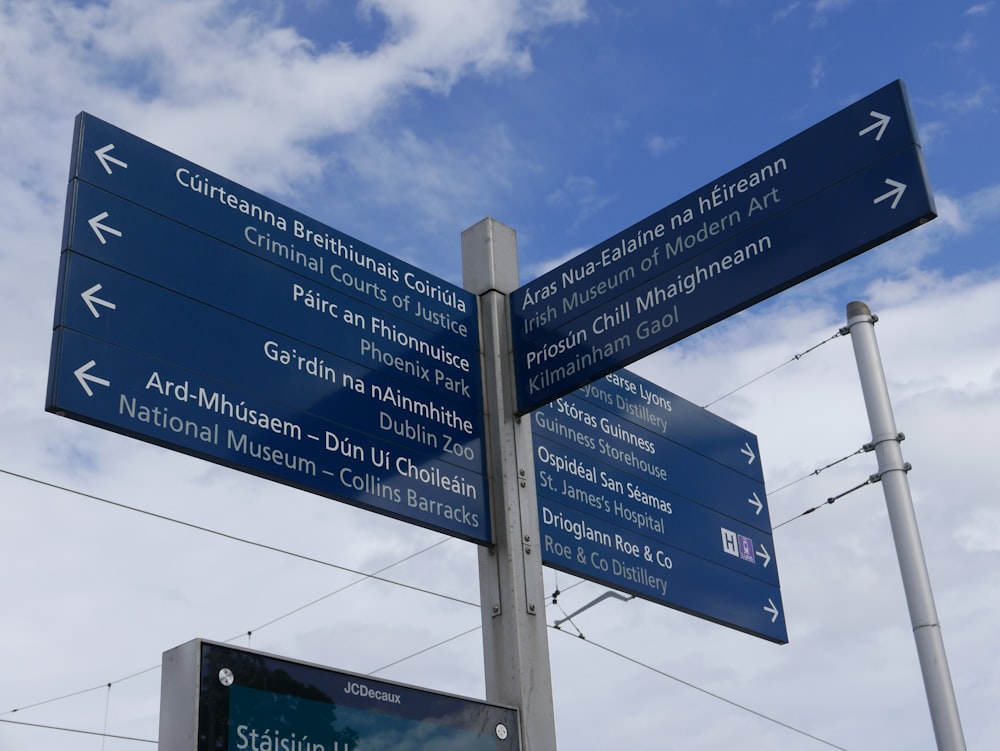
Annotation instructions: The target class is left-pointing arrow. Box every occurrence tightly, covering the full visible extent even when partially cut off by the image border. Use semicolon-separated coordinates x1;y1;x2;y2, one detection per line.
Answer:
94;143;128;174
88;212;123;245
764;598;780;623
873;178;907;210
74;360;110;397
80;284;117;318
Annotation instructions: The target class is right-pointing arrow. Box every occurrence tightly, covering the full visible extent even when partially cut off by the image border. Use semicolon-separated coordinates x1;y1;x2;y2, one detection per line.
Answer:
756;544;772;568
873;178;907;210
74;360;111;397
80;284;117;319
88;212;123;245
858;110;891;141
764;598;780;623
747;491;763;515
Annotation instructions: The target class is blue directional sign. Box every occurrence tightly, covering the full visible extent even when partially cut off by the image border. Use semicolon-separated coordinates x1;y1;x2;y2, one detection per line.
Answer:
160;639;520;751
49;277;488;542
575;369;764;483
68;114;476;345
61;184;482;416
531;370;786;643
512;80;936;412
48;112;488;543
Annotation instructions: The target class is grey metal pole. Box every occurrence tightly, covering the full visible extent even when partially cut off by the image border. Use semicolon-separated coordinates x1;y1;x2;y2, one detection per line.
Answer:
843;301;966;751
462;218;558;750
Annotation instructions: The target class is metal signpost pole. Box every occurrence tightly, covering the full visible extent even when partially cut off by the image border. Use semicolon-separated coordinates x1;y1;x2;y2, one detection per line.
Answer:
843;301;966;751
462;218;558;750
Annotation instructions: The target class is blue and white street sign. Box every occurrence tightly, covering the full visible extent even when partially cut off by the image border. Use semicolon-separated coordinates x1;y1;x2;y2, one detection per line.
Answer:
512;80;936;412
538;493;785;643
48;113;489;543
61;184;482;414
533;391;770;532
573;369;764;483
50;327;488;541
68;113;477;346
531;370;786;642
53;253;483;471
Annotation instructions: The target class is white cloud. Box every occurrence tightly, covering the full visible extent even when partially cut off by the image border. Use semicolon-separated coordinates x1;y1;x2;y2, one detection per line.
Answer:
645;134;682;158
940;83;995;112
772;2;801;23
810;56;825;88
545;175;617;229
917;120;949;150
954;30;977;52
810;0;851;26
964;2;994;15
2;4;999;749
0;0;587;197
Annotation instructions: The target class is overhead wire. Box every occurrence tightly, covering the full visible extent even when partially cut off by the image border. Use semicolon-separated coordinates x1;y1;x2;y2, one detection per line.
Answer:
226;536;462;643
701;329;844;408
0;717;155;744
368;625;482;676
0;467;477;609
550;627;849;750
2;326;865;747
0;468;475;720
773;475;880;530
696;327;885;530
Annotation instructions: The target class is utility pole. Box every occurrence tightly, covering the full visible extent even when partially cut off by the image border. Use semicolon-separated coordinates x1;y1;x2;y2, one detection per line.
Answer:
462;218;558;750
843;301;966;751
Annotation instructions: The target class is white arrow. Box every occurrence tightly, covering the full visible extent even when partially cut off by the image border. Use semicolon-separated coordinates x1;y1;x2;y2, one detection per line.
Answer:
94;143;128;174
748;491;763;515
74;360;110;397
858;110;891;141
88;211;122;245
80;284;117;318
873;178;907;210
740;442;756;465
764;598;780;623
756;544;771;568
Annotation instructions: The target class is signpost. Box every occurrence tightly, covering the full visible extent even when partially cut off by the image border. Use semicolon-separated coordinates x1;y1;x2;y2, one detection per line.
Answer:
511;80;936;412
531;370;786;643
47;81;942;748
47;113;488;543
159;639;520;751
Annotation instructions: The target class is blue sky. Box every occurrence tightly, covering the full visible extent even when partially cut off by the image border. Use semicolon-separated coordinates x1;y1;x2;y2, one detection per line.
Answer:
2;2;998;750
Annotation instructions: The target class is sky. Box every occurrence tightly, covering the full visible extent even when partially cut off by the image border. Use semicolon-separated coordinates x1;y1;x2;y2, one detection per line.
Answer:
1;1;998;749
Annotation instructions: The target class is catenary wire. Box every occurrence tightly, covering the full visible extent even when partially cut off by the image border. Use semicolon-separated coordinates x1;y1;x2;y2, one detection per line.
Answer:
0;717;156;744
0;618;848;751
360;599;850;749
773;475;880;529
696;328;880;531
226;536;459;642
3;329;856;745
767;445;871;496
0;468;475;718
0;467;476;609
551;628;849;750
368;624;483;676
2;472;845;749
701;329;844;408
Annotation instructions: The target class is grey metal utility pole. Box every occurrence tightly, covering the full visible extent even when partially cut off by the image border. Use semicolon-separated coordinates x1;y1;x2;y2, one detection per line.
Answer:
462;218;558;750
843;301;966;751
